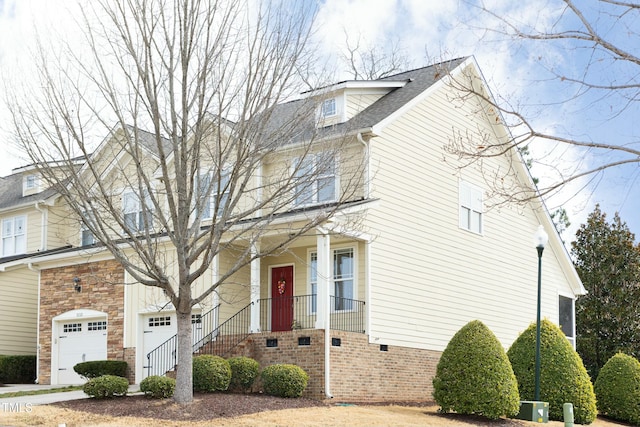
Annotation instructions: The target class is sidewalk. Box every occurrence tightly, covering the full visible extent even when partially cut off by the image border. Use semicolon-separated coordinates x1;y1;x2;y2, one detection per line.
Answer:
0;384;140;406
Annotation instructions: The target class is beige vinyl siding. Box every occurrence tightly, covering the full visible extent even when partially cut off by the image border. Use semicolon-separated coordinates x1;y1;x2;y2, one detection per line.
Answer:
0;267;38;354
344;92;387;120
365;77;575;352
217;251;251;323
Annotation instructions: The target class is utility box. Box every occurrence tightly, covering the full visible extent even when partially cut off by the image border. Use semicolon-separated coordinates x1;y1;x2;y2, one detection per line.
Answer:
515;401;549;423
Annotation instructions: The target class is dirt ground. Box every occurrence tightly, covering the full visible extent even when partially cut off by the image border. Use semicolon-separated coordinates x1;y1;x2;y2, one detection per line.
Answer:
0;393;633;427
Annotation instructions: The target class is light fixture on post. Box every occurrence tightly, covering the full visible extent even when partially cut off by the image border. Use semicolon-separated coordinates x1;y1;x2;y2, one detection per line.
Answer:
533;224;548;402
73;277;82;293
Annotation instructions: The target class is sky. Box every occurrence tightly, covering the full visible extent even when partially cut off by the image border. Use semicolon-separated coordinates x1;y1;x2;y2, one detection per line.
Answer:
0;0;638;244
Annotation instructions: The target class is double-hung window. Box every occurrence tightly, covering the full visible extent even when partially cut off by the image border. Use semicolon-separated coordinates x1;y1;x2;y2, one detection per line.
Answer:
294;153;336;207
310;247;354;313
2;216;26;256
459;181;483;234
198;169;230;219
321;98;336;117
123;190;153;232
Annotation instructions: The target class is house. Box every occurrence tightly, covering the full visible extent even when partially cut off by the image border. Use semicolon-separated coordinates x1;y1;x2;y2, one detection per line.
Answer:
0;57;585;400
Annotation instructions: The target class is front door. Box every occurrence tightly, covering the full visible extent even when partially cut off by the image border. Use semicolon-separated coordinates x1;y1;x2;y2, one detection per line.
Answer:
271;265;294;332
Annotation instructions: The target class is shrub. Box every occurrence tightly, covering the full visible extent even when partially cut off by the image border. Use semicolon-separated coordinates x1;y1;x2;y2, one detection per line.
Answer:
261;364;309;398
82;375;129;398
0;355;36;384
432;320;520;420
594;353;640;425
507;319;597;424
192;355;231;392
73;360;128;379
228;356;260;392
140;375;176;399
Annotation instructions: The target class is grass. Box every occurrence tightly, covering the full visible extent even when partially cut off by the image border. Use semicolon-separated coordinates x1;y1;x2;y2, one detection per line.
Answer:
0;385;82;398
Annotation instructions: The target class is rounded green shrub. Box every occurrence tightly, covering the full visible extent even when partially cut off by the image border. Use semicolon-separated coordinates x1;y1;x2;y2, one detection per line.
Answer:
507;319;597;424
140;375;176;399
228;356;260;392
82;375;129;398
0;355;36;383
73;360;128;379
261;364;309;398
192;355;231;392
432;320;520;420
594;353;640;425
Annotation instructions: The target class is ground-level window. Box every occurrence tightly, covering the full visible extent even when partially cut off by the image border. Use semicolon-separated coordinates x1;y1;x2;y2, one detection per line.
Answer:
459;181;483;234
559;295;575;347
310;247;354;312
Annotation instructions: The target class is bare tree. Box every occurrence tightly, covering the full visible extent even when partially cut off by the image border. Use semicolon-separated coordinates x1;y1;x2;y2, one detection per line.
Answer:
445;0;640;206
6;0;364;404
340;30;411;80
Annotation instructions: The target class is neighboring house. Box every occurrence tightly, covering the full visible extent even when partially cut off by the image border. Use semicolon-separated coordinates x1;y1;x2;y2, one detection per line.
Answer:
0;57;585;401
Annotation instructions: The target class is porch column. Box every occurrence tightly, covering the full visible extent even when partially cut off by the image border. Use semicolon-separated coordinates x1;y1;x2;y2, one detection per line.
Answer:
315;230;331;330
250;243;261;333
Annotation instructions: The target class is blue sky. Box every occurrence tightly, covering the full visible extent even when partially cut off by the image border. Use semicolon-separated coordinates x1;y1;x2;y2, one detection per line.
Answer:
0;0;638;243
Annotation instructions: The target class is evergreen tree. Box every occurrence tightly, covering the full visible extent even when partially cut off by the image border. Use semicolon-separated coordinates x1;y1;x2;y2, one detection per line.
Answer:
571;204;640;379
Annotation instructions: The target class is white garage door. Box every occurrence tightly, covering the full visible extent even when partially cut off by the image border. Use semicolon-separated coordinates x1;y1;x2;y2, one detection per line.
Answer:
57;319;108;384
141;313;203;379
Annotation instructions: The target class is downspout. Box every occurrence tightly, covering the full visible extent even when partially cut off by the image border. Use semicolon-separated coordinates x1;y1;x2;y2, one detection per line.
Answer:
356;132;370;199
34;201;48;251
317;228;333;399
28;263;41;384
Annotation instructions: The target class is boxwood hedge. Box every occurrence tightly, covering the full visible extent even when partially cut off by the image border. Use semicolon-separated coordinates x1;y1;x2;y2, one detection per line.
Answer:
507;319;597;424
594;353;640;425
432;320;520;420
192;355;231;392
261;364;308;398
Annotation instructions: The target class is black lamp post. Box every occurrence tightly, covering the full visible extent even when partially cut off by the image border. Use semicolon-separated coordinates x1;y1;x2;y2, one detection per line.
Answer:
533;225;548;401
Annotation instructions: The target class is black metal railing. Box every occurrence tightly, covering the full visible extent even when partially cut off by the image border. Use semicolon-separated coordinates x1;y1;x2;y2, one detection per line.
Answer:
258;294;365;333
145;304;220;378
193;301;253;357
146;295;366;377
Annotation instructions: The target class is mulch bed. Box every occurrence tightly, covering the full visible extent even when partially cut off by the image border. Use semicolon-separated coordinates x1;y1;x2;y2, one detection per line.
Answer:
51;392;329;421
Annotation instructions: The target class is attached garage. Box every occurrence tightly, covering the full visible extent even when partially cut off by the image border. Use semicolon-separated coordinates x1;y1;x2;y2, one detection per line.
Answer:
51;309;108;384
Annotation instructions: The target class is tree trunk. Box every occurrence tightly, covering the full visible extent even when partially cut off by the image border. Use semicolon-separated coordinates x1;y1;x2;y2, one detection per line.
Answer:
173;309;194;404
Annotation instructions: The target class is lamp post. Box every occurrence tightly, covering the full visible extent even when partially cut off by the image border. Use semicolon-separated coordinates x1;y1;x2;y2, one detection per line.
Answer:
533;225;548;402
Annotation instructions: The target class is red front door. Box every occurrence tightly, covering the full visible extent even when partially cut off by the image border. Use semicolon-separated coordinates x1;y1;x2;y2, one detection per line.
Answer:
271;266;294;332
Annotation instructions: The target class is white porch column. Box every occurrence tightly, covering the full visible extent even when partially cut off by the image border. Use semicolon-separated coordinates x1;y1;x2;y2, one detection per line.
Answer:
315;230;331;330
250;243;261;333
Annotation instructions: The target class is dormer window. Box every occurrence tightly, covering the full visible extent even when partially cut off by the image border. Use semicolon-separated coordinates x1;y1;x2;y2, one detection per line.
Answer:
321;98;336;117
25;175;37;189
23;174;41;195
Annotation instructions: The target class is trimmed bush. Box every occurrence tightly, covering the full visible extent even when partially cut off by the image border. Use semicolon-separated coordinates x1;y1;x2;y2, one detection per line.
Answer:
432;320;520;420
73;360;128;379
192;355;231;392
140;375;176;399
0;355;36;384
261;364;308;398
507;319;597;424
594;353;640;425
228;356;260;392
82;375;129;398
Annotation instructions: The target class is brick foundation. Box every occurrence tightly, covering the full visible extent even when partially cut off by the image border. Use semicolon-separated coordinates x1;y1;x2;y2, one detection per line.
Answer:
230;330;440;401
38;260;126;384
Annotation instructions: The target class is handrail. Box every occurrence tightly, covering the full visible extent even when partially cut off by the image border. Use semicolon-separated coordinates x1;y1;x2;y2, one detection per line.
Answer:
192;301;253;357
145;304;220;378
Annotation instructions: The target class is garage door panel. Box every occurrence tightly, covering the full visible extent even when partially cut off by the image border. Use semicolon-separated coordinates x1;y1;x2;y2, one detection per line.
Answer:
57;319;107;384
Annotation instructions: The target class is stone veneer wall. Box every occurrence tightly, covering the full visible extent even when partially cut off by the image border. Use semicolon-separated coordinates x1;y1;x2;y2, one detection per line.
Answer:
234;330;441;401
38;259;126;384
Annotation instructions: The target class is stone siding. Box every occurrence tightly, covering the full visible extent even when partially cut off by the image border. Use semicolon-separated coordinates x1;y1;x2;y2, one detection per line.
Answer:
38;259;126;384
